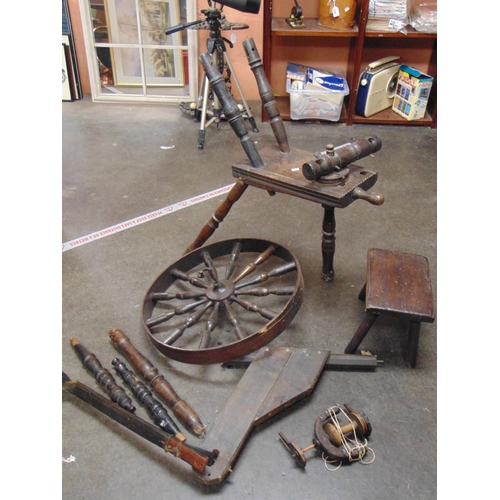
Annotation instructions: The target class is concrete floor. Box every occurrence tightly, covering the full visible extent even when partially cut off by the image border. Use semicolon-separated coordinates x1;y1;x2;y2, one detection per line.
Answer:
62;95;437;499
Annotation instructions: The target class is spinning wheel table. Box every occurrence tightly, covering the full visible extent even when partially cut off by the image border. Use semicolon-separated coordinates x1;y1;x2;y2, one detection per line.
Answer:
232;143;384;281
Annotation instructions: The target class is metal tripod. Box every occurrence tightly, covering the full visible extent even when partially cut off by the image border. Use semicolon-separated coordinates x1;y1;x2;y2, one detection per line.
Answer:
196;22;259;149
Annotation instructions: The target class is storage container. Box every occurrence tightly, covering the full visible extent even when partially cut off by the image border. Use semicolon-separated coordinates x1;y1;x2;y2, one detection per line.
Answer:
286;77;349;122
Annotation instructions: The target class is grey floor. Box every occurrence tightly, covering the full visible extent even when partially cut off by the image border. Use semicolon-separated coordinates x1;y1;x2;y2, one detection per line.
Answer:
62;96;437;499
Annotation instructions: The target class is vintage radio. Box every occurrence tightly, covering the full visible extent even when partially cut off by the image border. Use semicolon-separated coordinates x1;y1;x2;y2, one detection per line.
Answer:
355;56;400;117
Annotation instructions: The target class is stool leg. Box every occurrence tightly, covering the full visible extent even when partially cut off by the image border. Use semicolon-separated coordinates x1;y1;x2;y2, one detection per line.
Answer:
344;311;378;354
406;321;421;368
321;205;336;282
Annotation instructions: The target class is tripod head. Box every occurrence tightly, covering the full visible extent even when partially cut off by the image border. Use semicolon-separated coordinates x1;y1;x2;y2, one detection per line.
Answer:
164;1;259;37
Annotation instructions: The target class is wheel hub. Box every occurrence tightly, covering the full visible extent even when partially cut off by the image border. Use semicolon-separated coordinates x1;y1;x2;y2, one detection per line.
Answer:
205;279;235;302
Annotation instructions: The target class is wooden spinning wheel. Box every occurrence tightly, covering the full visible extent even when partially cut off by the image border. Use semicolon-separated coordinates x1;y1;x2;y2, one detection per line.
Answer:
142;239;304;364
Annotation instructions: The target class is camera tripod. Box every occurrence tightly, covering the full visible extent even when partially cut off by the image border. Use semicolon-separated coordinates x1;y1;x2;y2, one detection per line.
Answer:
167;2;259;149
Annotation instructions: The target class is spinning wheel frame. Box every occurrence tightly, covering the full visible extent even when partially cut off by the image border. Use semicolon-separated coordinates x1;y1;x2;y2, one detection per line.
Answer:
142;239;304;365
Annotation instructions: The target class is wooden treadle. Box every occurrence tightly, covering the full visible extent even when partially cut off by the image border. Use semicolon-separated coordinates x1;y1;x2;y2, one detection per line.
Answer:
194;346;330;484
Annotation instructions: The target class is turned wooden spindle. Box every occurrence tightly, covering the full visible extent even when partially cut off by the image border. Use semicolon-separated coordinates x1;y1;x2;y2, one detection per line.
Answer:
69;338;136;413
108;329;206;436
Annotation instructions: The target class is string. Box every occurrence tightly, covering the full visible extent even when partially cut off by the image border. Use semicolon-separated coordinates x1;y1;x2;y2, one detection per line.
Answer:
322;405;375;471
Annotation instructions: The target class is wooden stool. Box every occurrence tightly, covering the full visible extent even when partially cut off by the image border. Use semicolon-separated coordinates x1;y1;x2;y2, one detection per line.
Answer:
344;248;435;367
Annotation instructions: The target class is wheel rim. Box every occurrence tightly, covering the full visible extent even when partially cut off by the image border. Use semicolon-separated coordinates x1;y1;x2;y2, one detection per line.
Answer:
142;239;304;364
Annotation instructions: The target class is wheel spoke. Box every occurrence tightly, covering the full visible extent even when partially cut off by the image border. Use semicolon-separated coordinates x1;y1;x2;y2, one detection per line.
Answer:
232;245;276;283
171;268;209;289
198;302;220;349
234;286;295;297
223;300;248;339
146;298;209;327
162;302;213;345
235;261;297;290
201;251;219;284
150;290;206;301
231;297;278;320
225;242;242;279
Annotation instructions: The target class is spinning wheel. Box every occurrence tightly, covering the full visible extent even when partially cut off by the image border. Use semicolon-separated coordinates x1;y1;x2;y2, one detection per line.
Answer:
142;239;304;364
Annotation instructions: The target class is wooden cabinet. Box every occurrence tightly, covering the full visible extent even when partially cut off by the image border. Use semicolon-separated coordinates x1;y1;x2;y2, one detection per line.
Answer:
262;0;437;127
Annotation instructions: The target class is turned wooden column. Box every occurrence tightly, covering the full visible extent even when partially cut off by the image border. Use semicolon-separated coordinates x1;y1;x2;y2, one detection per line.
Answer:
321;205;336;281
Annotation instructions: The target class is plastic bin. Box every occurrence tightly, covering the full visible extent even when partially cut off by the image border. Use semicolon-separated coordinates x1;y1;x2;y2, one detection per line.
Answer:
286;77;349;122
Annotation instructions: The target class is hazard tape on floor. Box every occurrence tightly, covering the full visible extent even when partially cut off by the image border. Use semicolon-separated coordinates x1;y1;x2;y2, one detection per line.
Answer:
62;183;235;252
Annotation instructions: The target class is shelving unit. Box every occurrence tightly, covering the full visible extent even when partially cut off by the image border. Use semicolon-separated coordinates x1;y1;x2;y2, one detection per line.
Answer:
262;0;437;128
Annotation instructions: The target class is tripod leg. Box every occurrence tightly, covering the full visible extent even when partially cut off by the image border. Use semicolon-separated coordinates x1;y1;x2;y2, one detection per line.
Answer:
223;52;259;133
198;76;210;150
184;180;248;254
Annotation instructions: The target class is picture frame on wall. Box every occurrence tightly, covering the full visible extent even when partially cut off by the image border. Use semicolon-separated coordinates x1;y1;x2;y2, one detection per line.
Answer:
105;0;184;86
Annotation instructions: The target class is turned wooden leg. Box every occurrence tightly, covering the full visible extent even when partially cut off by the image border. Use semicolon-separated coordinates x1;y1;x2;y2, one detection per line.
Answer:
406;321;421;368
344;311;378;354
321;205;336;282
184;180;248;254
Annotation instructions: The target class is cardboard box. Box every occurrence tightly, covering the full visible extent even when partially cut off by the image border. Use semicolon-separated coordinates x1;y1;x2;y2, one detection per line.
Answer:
392;65;434;120
286;62;308;83
306;67;347;92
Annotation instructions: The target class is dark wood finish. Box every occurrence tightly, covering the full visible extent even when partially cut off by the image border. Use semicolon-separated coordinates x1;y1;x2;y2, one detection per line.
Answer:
231;145;380;209
143;239;304;364
109;328;206;436
184;180;248;254
231;143;382;279
69;338;136;412
63;374;212;474
321;205;335;281
222;352;382;370
112;357;185;441
193;346;330;484
344;248;435;367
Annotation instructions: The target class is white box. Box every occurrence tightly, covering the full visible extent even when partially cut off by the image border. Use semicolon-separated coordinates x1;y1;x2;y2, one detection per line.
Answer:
286;77;349;122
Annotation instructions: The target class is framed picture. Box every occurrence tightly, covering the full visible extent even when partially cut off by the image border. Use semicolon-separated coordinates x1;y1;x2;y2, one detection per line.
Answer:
62;35;82;99
105;0;184;86
62;44;73;101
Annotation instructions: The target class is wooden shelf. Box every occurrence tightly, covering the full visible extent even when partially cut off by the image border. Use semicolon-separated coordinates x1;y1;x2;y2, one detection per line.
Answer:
351;107;434;126
272;18;358;37
263;0;437;128
365;26;437;38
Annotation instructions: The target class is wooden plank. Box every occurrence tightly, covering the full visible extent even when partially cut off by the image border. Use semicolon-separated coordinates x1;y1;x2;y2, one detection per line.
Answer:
194;346;328;484
255;348;330;425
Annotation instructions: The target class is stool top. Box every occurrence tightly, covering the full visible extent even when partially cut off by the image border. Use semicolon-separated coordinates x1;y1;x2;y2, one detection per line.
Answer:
365;248;435;322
